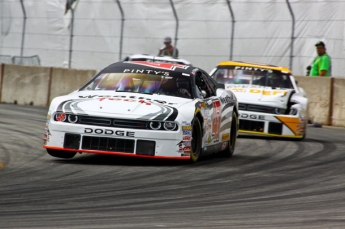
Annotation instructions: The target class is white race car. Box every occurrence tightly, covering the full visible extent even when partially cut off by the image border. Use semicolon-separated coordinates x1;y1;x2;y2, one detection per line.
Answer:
210;61;308;140
44;61;238;162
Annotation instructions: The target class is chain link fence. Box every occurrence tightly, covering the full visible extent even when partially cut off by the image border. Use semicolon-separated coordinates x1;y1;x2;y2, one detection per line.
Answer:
0;0;344;76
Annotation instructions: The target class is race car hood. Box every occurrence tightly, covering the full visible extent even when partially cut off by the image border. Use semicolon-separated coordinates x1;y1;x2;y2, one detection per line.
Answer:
225;84;294;108
52;91;193;121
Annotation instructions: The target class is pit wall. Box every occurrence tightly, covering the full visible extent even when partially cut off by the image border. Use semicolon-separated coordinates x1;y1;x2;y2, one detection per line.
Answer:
0;64;344;127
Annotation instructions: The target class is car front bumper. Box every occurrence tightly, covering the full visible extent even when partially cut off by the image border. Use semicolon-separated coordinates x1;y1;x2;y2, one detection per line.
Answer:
238;110;306;138
43;122;191;160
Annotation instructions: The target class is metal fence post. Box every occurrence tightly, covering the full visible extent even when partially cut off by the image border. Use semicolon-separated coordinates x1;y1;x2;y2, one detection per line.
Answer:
68;0;75;69
169;0;179;58
226;0;235;60
115;0;125;61
286;0;295;70
19;0;27;65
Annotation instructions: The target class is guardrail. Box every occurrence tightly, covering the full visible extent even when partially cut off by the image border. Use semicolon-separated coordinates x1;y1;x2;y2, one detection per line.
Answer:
0;64;344;127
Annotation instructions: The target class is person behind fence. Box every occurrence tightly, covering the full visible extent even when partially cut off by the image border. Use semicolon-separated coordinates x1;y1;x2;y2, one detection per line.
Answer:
158;36;178;58
308;41;332;77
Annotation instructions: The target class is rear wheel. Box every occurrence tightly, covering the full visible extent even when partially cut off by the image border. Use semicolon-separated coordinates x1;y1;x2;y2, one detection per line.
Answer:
190;117;202;163
220;112;238;157
46;149;76;159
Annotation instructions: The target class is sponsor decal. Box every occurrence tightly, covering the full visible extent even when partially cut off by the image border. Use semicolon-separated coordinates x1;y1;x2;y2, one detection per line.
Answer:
183;136;191;141
234;66;273;72
212;100;221;142
220;95;233;104
183;146;191;152
183;130;192;135
181;121;191;126
229;87;287;96
126;61;190;70
222;133;230;141
84;128;135;137
183;141;191;146
182;126;192;130
181;153;190;156
123;69;170;76
199;102;207;108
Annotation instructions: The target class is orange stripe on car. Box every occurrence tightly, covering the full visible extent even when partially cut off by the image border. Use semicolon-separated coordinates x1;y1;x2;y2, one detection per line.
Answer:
275;116;301;136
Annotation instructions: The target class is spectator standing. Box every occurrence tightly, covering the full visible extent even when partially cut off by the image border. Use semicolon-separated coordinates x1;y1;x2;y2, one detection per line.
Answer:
158;37;179;58
309;41;332;77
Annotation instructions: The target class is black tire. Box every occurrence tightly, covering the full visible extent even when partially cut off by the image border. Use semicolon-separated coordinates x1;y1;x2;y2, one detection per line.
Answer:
190;117;202;163
46;149;76;159
219;112;238;157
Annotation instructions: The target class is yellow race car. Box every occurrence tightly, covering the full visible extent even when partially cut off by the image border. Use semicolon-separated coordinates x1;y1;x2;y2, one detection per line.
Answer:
210;61;308;140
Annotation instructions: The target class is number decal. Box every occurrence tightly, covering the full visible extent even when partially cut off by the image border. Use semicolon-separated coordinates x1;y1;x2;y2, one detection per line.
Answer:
212;100;221;142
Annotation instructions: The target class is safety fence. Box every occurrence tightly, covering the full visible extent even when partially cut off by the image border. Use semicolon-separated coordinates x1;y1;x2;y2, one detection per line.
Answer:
0;64;344;127
1;0;344;77
0;55;41;66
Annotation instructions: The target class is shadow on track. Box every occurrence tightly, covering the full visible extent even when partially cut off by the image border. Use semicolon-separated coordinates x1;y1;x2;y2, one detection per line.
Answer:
46;150;270;168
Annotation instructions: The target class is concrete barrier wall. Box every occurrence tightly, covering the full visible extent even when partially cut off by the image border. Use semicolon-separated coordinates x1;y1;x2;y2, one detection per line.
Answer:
1;64;51;106
332;78;345;127
294;76;332;125
0;64;344;128
49;68;98;104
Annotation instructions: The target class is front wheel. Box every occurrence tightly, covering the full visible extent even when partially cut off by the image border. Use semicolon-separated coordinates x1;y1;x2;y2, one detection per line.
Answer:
190;117;202;163
219;112;238;157
46;149;76;159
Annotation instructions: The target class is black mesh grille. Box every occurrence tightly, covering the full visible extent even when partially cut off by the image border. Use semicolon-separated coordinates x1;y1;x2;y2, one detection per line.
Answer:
81;136;135;153
64;134;81;149
136;140;156;156
239;120;264;132
268;122;283;135
79;117;112;126
238;103;283;114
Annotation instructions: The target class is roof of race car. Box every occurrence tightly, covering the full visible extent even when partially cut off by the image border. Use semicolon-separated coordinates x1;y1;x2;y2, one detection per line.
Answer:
101;61;194;76
124;54;192;65
216;61;292;73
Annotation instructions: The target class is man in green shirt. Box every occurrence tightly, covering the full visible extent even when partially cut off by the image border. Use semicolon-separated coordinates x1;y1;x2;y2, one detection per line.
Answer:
309;41;332;77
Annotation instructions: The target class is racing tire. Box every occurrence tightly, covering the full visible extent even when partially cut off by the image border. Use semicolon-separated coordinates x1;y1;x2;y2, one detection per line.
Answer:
219;112;238;157
190;117;202;163
46;149;76;159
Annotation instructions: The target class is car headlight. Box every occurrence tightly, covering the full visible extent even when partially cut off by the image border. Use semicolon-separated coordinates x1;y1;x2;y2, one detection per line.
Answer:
68;114;79;123
149;121;161;130
289;108;298;115
274;108;285;114
54;112;67;122
163;122;177;131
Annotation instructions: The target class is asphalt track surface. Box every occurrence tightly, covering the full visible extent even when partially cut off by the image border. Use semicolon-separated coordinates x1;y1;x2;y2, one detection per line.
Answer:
1;104;345;229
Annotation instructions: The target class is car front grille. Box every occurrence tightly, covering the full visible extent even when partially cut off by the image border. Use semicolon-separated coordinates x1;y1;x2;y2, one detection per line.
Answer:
81;136;135;153
239;120;264;132
239;103;280;114
79;116;148;129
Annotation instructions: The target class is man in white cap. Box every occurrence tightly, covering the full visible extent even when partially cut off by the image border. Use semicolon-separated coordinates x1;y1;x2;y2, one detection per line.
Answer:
158;36;179;58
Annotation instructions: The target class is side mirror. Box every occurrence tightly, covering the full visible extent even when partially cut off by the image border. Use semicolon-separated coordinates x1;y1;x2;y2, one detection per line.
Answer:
217;83;225;89
201;90;207;98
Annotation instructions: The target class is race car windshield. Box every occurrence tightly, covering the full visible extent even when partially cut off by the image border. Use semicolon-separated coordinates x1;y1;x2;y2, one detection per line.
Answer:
212;69;293;89
80;73;193;99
